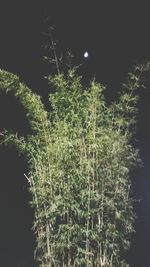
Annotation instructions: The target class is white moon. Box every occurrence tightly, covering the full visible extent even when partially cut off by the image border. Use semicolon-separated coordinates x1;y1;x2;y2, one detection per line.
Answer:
84;51;89;58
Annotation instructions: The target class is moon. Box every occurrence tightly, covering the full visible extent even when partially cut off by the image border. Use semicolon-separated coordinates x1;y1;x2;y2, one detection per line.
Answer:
83;51;89;58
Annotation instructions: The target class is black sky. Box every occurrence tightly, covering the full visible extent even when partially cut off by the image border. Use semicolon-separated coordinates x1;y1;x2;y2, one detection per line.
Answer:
0;1;150;266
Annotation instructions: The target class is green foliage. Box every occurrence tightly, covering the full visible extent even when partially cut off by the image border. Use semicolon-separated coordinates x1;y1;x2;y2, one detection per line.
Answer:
0;62;150;266
0;69;49;133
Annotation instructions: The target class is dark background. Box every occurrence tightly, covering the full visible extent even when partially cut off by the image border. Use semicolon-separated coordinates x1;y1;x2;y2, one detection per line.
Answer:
0;1;150;266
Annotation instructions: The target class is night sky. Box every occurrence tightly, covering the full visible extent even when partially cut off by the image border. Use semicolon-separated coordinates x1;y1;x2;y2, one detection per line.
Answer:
0;1;150;266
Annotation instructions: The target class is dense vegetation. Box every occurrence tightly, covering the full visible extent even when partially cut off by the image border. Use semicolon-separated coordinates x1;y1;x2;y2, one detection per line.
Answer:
0;62;150;266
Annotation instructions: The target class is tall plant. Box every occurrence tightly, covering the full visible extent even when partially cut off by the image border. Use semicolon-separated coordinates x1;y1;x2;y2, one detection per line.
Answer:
0;62;149;266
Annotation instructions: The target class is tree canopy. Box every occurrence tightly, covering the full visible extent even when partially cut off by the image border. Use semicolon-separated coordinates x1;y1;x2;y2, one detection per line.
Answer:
0;62;150;266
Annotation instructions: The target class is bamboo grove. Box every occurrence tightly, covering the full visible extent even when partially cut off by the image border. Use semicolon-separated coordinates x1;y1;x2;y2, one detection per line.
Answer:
0;63;150;266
